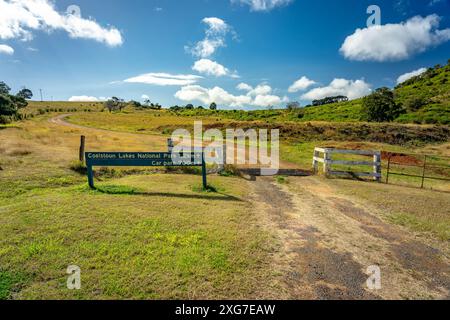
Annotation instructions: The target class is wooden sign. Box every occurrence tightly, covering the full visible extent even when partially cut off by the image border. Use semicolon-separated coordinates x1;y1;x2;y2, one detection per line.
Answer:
85;152;207;189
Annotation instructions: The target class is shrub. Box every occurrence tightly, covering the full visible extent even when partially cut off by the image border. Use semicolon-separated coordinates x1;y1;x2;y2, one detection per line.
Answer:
404;97;427;112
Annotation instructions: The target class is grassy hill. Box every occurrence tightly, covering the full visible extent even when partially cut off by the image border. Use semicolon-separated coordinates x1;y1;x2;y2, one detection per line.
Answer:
293;61;449;124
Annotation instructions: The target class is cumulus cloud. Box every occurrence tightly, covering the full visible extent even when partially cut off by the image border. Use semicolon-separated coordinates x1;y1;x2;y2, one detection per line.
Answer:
141;94;150;100
301;78;372;101
232;0;293;11
124;73;203;86
0;0;123;46
340;15;450;62
68;96;99;102
186;17;233;58
288;76;316;92
396;67;427;84
236;82;253;91
247;84;272;96
0;44;14;55
175;83;286;108
192;59;230;77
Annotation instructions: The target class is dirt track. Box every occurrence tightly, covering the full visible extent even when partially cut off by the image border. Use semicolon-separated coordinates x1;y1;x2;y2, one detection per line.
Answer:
250;176;449;300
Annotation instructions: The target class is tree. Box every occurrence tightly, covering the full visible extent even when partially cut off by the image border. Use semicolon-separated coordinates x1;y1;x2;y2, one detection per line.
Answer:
286;101;300;111
17;88;33;100
362;87;403;122
0;94;16;116
0;81;11;95
104;97;124;112
185;104;194;110
129;100;142;108
209;102;217;110
10;95;28;109
312;95;348;106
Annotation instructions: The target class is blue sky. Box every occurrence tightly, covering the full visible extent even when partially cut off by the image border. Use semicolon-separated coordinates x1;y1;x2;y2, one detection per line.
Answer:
0;0;449;108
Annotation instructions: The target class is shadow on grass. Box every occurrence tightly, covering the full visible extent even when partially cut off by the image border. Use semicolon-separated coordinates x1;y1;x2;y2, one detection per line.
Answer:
91;185;243;202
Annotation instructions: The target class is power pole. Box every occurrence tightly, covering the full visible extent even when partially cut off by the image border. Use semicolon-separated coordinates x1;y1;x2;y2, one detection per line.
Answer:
39;89;43;102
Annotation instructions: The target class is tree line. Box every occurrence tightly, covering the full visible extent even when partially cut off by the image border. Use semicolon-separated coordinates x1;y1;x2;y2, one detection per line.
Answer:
0;81;33;124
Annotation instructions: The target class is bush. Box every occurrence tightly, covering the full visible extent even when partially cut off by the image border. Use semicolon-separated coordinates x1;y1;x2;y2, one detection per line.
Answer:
404;97;427;112
0;115;11;124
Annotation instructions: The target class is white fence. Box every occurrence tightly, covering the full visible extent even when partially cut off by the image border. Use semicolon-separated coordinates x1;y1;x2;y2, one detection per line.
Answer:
313;148;382;182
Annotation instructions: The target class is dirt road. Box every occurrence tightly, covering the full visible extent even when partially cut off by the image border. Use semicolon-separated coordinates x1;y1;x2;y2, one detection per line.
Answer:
250;176;449;299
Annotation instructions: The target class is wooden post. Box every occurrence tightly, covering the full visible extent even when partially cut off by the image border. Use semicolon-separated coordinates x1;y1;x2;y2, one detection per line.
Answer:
324;150;331;176
218;143;226;172
386;156;391;184
374;152;381;182
313;148;319;174
421;155;427;189
79;135;85;162
167;138;174;153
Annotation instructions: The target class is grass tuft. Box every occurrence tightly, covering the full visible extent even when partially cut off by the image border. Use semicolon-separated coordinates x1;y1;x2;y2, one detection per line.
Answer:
0;270;28;300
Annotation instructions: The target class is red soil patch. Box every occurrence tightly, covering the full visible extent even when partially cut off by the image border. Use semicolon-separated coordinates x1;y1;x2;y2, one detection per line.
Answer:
382;152;423;166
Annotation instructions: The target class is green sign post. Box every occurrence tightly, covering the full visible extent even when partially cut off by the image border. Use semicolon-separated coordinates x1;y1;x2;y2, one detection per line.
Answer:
85;152;207;189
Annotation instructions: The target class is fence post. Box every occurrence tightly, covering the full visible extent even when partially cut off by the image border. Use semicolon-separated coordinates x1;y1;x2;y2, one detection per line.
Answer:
312;148;319;174
219;143;226;172
374;152;381;182
386;155;391;184
167;138;174;153
79;135;85;162
421;155;427;189
324;150;331;176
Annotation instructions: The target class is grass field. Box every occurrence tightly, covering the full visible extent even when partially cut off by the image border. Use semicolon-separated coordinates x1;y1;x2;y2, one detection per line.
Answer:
0;116;279;299
1;106;449;299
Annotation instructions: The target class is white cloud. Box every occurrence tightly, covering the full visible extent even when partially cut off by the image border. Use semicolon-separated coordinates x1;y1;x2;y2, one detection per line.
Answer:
301;78;372;101
247;84;272;96
236;82;253;91
192;59;230;77
0;44;14;55
124;73;203;86
396;67;427;84
141;94;150;100
26;47;38;51
340;15;450;62
175;84;286;108
253;94;287;106
187;17;232;58
0;0;123;46
288;76;316;92
235;82;277;98
233;0;293;11
68;96;99;102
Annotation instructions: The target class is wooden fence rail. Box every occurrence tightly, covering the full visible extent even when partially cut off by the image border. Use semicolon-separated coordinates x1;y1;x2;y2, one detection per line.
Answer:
313;148;381;182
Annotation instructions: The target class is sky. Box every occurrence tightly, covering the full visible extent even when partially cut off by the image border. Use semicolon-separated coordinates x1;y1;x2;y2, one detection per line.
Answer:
0;0;449;109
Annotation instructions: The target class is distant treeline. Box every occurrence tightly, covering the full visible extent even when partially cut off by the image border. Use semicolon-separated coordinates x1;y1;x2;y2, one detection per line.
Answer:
312;95;348;106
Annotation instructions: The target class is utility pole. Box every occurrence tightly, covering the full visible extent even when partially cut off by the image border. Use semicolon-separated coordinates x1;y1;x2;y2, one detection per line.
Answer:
39;89;43;102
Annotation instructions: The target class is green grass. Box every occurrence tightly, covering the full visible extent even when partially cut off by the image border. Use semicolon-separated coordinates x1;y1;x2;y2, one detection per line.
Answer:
0;174;273;299
0;270;28;300
387;212;450;241
332;179;450;241
0;120;275;299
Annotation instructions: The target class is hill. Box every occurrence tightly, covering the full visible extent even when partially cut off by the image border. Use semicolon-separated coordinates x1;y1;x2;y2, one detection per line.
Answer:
294;61;450;125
